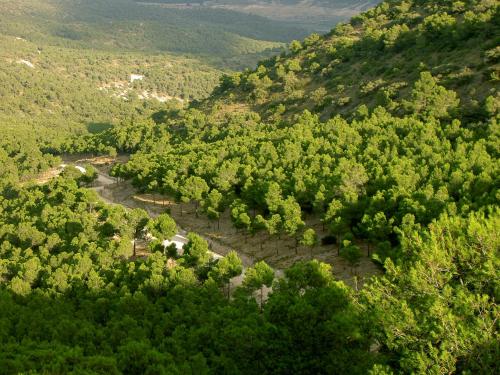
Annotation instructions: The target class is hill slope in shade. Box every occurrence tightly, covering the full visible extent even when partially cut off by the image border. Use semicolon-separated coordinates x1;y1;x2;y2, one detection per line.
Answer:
0;0;310;69
136;0;382;31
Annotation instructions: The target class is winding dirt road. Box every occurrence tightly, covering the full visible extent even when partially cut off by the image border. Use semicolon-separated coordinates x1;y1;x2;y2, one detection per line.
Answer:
85;167;274;294
90;169;254;265
64;156;376;291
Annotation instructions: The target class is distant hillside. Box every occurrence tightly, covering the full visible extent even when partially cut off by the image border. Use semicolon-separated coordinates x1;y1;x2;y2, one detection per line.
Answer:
0;0;309;69
0;35;220;120
207;0;377;8
0;0;312;145
138;0;377;7
135;0;382;31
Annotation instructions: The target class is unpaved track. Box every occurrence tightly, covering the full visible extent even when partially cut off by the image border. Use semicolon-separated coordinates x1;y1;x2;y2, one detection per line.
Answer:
91;170;255;266
85;166;264;294
66;155;379;289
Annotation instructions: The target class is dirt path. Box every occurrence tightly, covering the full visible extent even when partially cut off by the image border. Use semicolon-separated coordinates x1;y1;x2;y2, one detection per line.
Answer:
60;156;258;294
63;155;380;288
91;169;255;266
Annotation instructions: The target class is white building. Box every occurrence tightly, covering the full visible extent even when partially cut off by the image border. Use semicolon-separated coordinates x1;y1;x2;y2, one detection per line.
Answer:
162;234;188;255
130;74;144;83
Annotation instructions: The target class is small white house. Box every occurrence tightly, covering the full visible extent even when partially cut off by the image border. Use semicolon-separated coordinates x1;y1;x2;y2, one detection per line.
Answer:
17;59;34;68
162;234;188;255
75;165;87;174
130;74;144;83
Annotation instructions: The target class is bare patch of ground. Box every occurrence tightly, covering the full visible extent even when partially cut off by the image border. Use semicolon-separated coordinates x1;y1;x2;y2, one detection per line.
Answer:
147;194;381;286
31;167;62;185
98;80;184;103
17;59;35;68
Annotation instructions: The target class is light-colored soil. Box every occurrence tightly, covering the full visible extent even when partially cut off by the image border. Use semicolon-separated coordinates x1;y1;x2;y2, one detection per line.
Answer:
31;168;62;185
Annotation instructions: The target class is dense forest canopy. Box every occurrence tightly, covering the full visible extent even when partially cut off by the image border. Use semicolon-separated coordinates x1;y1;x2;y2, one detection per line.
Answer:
0;169;497;373
78;0;499;262
0;0;498;374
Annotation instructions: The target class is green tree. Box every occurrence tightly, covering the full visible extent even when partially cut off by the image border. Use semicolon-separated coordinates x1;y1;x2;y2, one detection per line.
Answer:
242;260;274;310
325;199;350;255
289;40;302;53
280;196;304;253
203;189;224;229
405;71;459;119
209;250;243;298
252;214;268;250
182;233;210;267
300;228;318;258
267;214;282;255
339;240;362;274
362;211;500;374
128;209;150;258
147;213;177;249
264;182;283;213
180;176;209;217
230;199;251;233
360;212;394;256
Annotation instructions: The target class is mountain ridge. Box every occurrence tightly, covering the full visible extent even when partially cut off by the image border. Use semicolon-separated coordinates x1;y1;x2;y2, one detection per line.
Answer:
204;0;499;122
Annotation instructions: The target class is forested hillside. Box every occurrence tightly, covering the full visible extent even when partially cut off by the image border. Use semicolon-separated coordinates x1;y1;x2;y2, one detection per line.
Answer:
0;0;498;374
0;164;497;373
82;0;499;262
0;34;221;145
211;0;499;119
0;0;309;154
